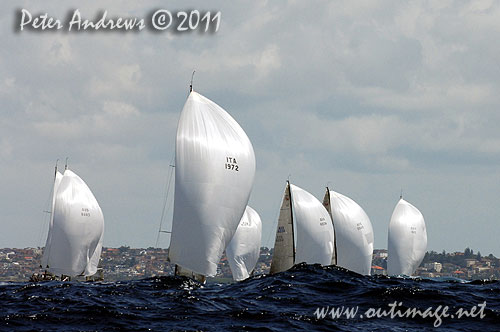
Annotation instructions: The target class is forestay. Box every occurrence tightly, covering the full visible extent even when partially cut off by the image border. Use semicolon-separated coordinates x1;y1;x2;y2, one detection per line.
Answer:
226;206;262;281
168;91;256;277
387;198;427;276
324;189;374;275
44;169;104;277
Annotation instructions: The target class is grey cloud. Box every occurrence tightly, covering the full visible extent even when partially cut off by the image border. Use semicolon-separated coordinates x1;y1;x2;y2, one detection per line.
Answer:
1;1;500;255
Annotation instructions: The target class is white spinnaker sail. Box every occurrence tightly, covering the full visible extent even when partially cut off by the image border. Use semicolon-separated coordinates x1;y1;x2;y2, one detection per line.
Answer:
291;184;335;266
168;91;256;277
226;206;262;281
41;171;63;268
46;169;104;277
387;198;427;276
324;189;374;275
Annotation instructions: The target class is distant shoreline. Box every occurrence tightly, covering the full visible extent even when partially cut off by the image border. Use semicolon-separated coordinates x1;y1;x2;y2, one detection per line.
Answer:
1;246;498;282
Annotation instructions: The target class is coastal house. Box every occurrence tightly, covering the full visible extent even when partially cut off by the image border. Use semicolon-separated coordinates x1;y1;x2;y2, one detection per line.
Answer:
371;265;386;276
424;262;442;273
465;259;477;267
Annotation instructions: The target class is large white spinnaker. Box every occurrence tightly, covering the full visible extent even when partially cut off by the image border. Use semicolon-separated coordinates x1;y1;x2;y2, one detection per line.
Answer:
45;169;104;277
292;184;335;266
40;170;63;269
168;91;256;278
323;189;374;275
226;206;262;281
387;198;427;276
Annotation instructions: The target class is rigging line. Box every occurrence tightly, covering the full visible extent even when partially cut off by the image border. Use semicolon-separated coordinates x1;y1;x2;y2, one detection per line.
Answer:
155;153;176;248
37;161;57;247
265;183;287;250
37;187;53;249
265;209;279;251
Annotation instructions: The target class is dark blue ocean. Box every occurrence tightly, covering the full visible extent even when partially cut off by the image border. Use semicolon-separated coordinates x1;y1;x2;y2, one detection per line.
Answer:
1;264;499;331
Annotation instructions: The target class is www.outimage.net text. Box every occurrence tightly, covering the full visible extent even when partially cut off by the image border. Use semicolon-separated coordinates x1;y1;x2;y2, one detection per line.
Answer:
314;301;487;327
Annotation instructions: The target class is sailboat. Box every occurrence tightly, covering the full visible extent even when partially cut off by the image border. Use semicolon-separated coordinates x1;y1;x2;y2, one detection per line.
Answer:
323;188;374;275
167;86;256;283
387;197;427;276
226;206;262;281
35;162;104;281
270;181;335;274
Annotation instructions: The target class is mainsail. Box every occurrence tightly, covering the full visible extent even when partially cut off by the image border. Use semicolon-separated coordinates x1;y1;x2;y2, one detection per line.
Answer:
387;198;427;276
168;91;256;278
270;182;335;274
269;181;295;274
40;170;63;269
323;189;374;275
42;169;104;277
226;206;262;281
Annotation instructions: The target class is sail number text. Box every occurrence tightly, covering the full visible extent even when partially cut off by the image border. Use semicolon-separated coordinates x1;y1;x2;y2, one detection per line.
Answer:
225;157;239;172
81;208;91;217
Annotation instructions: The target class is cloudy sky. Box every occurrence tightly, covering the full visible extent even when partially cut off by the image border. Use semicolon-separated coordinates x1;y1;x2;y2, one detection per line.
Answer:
1;1;499;256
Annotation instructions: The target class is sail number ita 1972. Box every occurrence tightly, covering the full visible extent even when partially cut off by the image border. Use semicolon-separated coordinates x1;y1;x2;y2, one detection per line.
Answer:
225;157;239;171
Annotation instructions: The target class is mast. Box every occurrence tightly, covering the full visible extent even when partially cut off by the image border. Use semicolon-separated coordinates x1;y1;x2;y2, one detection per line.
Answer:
54;159;59;177
288;181;296;263
323;187;338;265
189;70;195;93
